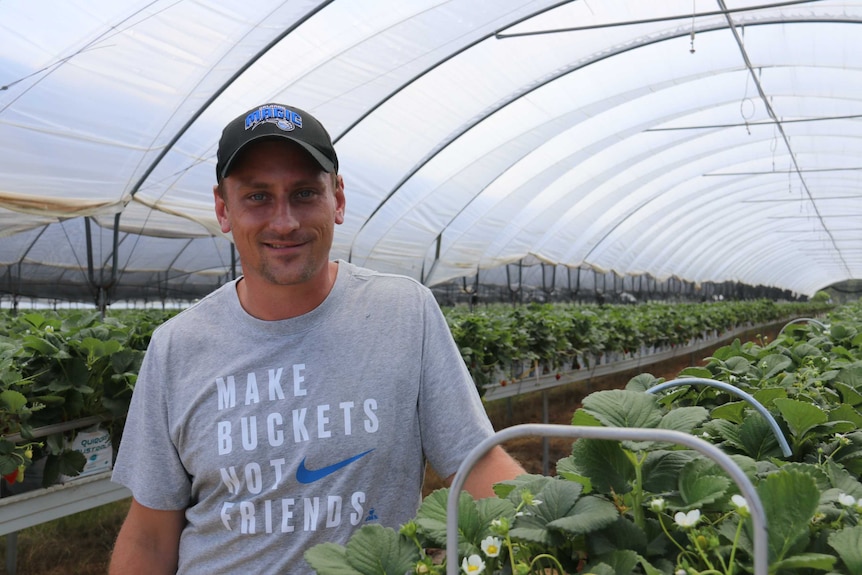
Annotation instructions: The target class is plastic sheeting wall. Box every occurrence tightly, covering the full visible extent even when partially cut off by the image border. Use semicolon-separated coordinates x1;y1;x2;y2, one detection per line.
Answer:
2;1;861;304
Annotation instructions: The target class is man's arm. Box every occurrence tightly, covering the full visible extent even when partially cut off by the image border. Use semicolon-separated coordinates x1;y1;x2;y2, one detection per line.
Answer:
446;445;526;499
109;498;185;575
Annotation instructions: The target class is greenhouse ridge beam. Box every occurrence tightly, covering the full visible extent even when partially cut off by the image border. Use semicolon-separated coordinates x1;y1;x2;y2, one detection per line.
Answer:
647;112;862;132
494;0;822;37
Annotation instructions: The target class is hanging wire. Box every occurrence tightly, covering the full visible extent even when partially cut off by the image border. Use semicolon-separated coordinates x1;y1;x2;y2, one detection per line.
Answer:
720;0;851;277
738;28;755;135
690;0;697;53
770;122;778;172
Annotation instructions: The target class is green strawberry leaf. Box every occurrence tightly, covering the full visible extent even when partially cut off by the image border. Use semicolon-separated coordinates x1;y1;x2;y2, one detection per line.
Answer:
626;373;661;392
495;473;553;502
821;459;862;497
702;419;747;454
752;387;787;407
641;450;697;494
569;438;634;495
579;562;616;575
725;356;752;375
770;553;836;572
548;494;618;535
509;477;583;546
828;525;862;575
739;414;782;459
758;354;793;379
836;366;862;389
834;382;862;407
590;549;639;575
676;366;713;379
343;524;418;575
711;401;745;424
0;389;27;413
414;489;479;549
636;553;667;575
592;516;649;556
755;470;820;563
303;543;362;574
553;456;593;492
581;390;663;429
678;459;731;508
571;408;603;427
774;398;827;440
829;404;862;427
21;334;60;356
659;406;709;434
476;496;516;531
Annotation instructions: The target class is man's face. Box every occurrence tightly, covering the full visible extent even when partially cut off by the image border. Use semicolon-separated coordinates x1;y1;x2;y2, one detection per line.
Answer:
214;139;345;288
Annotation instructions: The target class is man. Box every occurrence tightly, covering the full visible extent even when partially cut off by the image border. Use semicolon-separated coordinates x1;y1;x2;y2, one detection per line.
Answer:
109;103;524;574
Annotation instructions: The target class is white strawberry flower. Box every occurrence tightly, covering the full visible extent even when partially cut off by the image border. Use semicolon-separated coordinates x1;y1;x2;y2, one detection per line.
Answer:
674;509;701;528
480;535;502;558
838;493;857;507
461;554;485;574
731;495;750;517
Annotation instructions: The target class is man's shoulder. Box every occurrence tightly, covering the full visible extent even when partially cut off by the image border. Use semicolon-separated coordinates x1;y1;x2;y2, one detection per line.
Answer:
339;262;436;307
340;260;427;292
150;281;236;336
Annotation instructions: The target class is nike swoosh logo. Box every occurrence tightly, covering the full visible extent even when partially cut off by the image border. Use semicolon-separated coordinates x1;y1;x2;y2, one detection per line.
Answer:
295;449;375;484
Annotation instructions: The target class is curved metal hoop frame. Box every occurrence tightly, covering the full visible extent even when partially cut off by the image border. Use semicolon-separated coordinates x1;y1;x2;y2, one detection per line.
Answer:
446;424;768;575
645;377;793;457
777;317;828;337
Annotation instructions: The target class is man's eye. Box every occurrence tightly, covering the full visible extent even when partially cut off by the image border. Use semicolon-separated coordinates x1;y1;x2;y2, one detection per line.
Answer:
249;193;267;201
297;189;316;199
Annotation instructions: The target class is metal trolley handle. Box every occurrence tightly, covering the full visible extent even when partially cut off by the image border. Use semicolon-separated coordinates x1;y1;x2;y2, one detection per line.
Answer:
446;424;768;575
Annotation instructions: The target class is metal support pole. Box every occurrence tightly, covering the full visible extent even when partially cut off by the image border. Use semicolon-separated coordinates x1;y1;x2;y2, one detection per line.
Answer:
6;532;17;575
541;390;549;475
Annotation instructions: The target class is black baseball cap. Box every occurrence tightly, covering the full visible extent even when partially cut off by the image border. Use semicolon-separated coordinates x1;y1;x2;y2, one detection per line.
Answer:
216;103;338;181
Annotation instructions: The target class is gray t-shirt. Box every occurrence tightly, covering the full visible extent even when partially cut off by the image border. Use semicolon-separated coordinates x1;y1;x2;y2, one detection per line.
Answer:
112;261;494;574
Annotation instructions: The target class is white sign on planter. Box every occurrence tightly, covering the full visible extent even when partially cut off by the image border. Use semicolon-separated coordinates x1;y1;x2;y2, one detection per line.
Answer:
60;425;113;482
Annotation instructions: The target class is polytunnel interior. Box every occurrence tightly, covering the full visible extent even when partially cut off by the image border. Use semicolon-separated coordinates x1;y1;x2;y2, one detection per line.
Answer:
2;0;862;307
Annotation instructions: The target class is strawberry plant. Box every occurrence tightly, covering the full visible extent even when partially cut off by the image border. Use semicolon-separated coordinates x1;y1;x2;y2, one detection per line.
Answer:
0;308;171;488
445;300;832;396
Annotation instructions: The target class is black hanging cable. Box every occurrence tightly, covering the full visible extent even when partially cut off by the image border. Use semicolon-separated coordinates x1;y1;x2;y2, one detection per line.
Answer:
718;0;851;278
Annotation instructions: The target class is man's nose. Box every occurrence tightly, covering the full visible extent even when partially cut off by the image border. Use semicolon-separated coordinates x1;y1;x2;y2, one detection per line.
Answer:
270;199;299;231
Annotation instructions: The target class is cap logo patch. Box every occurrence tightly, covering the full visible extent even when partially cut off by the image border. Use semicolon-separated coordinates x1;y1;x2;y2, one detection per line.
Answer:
244;105;303;133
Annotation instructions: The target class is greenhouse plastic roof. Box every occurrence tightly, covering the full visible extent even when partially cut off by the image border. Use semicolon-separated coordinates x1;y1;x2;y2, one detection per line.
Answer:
2;0;862;303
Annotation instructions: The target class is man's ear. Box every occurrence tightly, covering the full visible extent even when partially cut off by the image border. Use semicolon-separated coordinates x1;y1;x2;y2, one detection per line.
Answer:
334;175;346;225
214;184;232;234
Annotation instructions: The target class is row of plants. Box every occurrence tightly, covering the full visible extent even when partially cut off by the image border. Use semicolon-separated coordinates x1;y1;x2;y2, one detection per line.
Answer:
0;309;175;488
0;300;829;491
306;301;862;574
445;300;833;393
